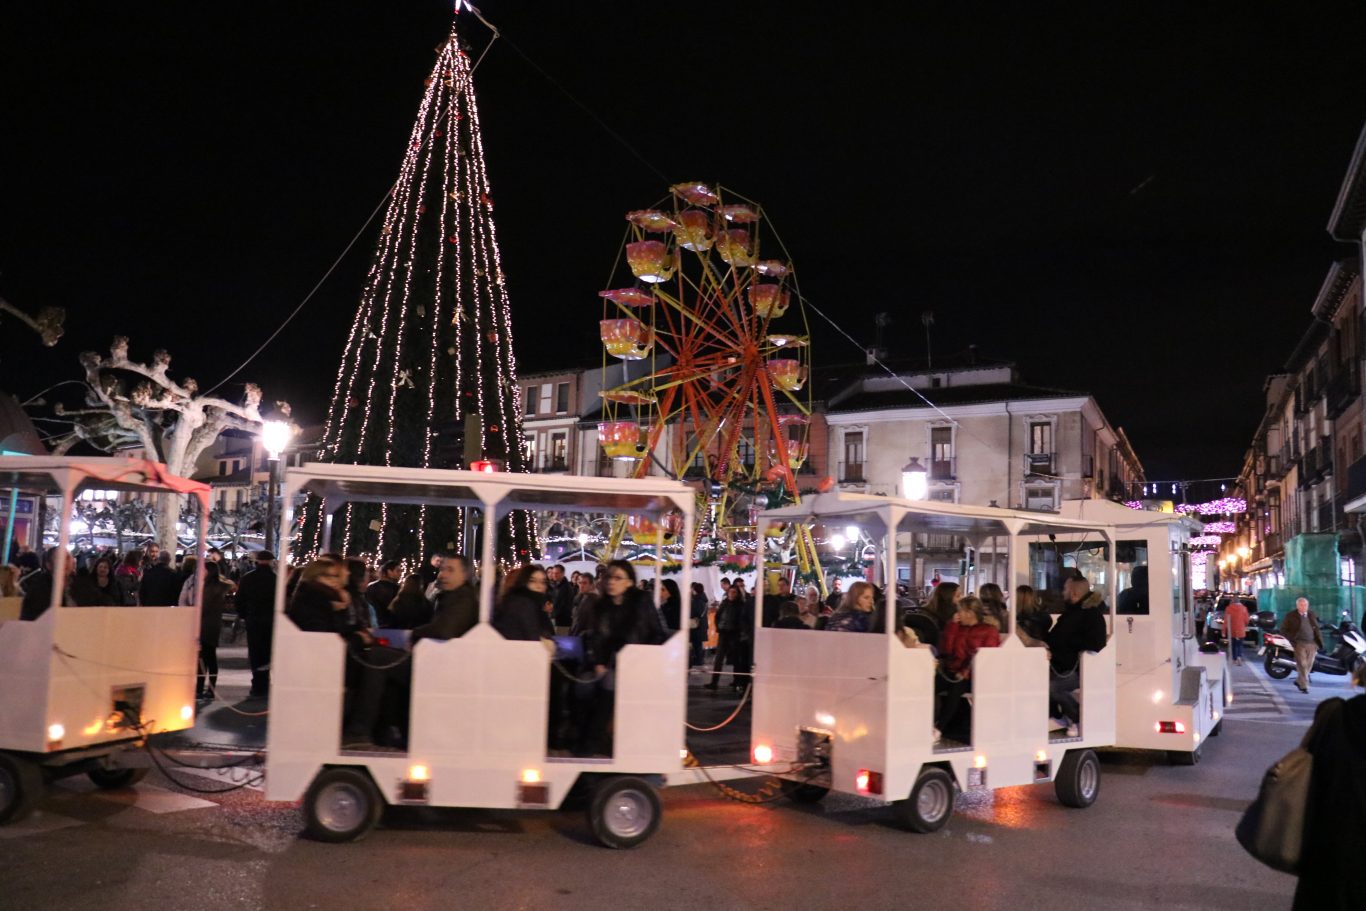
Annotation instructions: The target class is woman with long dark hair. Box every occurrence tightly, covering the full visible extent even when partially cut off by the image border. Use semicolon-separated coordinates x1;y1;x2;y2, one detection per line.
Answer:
659;578;682;632
688;581;709;666
571;559;667;755
196;561;236;701
493;564;555;641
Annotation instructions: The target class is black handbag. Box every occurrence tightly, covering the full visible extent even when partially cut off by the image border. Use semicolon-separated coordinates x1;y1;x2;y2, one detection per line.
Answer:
1235;699;1343;873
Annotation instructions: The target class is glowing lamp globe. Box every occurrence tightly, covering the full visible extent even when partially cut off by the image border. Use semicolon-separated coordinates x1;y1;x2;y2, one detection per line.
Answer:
902;457;928;501
261;420;293;460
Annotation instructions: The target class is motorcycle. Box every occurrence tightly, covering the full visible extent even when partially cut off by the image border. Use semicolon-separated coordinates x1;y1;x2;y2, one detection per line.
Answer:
1261;611;1366;681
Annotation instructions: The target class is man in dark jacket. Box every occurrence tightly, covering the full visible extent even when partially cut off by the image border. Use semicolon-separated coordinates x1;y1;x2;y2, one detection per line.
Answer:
411;555;478;644
1115;565;1149;615
366;560;402;626
1281;597;1324;692
19;547;72;621
139;551;183;607
234;551;278;699
1045;573;1109;729
545;564;575;634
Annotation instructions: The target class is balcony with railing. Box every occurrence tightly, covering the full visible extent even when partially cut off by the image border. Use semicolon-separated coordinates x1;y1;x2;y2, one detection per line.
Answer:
1300;447;1322;487
838;460;865;483
1316;501;1338;533
930;457;956;481
1023;451;1055;476
1261;532;1282;558
529;453;570;473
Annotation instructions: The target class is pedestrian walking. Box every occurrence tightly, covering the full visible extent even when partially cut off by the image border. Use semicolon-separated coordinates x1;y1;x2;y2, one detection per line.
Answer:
1224;597;1250;665
234;551;277;699
197;561;235;701
1280;597;1323;692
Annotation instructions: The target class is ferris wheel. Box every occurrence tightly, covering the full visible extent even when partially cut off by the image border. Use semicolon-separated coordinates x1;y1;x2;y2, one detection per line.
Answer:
594;182;824;583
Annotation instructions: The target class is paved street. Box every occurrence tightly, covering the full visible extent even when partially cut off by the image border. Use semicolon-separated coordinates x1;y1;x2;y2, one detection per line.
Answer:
4;648;1352;911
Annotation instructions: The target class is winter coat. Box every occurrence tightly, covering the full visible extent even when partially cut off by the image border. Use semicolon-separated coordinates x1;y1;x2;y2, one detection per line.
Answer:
114;565;140;606
1044;591;1109;674
69;574;123;607
365;578;399;625
547;578;576;628
200;578;234;646
1016;609;1051;647
938;619;1001;678
493;586;555;642
233;566;276;623
1224;600;1250;639
139;564;184;607
573;588;666;668
388;588;433;629
824;607;874;633
286;579;366;646
411;583;479;643
1281;610;1324;650
1295;695;1366;910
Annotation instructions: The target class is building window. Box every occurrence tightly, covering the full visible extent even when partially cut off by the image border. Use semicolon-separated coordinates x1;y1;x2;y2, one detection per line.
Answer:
1024;484;1057;511
232;460;241;474
843;431;864;482
525;387;535;416
550;432;567;469
556;382;570;414
930;426;953;480
219;461;229;476
1029;421;1052;454
538;383;552;414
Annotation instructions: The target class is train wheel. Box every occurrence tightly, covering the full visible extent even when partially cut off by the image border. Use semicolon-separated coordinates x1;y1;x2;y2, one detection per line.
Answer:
587;776;660;849
0;753;43;825
303;768;383;843
895;767;955;833
779;779;829;804
88;767;149;790
1168;745;1202;766
1054;749;1100;808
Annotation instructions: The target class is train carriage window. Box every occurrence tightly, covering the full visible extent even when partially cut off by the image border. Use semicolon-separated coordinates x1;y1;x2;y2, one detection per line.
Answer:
1029;539;1148;613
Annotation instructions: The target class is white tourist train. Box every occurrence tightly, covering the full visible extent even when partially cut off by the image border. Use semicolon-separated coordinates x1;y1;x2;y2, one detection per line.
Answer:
265;463;694;847
748;492;1118;831
0;456;209;823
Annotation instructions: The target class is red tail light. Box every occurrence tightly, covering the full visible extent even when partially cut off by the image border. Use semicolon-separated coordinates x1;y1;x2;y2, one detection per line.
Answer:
1155;720;1186;734
855;769;883;795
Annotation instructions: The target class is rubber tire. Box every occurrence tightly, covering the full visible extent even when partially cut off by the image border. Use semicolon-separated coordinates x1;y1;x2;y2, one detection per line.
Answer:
0;753;44;825
1210;719;1223;738
779;779;830;804
1264;653;1292;680
88;767;149;790
1054;749;1101;808
303;767;384;843
587;776;661;849
895;767;956;833
1168;745;1202;766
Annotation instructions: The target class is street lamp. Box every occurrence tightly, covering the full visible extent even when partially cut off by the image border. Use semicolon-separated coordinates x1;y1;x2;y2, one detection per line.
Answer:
260;420;293;553
577;531;589;561
901;457;928;501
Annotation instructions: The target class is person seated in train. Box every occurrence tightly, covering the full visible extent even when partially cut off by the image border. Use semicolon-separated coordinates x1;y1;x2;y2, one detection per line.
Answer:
796;585;823;628
287;559;411;750
69;555;124;606
773;600;807;629
492;564;556;642
934;595;1001;742
1115;565;1149;615
1014;585;1051;647
977;583;1010;634
385;573;434;629
570;559;667;756
410;555;478;644
19;547;73;620
1045;572;1109;733
923;580;961;629
823;581;877;633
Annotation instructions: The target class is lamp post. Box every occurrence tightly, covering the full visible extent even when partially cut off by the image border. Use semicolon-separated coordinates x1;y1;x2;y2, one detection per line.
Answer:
260;420;293;554
577;531;589;561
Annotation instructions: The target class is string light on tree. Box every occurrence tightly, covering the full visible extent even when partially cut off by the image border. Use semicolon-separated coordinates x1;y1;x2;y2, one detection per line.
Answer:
300;11;533;561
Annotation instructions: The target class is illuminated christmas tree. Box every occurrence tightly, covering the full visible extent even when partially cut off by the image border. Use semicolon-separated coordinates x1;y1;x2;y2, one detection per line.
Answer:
300;17;533;563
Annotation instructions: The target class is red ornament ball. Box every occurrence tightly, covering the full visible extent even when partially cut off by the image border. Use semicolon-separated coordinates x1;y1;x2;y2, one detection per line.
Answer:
488;425;500;433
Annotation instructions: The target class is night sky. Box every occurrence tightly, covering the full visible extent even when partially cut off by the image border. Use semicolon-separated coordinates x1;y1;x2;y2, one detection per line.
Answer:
3;2;1364;481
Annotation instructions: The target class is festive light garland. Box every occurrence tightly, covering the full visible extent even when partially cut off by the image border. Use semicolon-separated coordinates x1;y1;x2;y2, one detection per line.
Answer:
1176;497;1246;516
300;17;533;561
1202;521;1236;534
1189;535;1223;547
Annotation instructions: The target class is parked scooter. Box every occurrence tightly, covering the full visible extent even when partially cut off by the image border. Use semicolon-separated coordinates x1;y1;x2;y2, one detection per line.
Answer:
1261;611;1366;681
